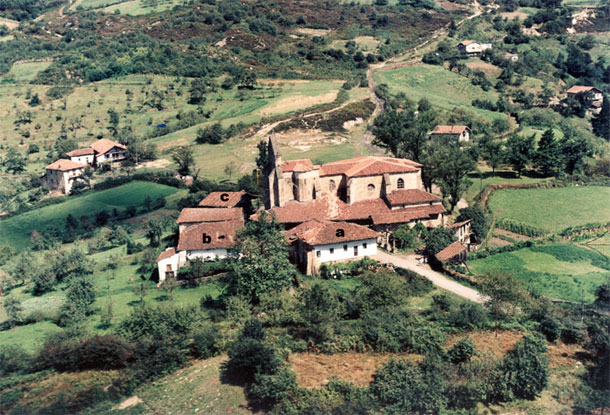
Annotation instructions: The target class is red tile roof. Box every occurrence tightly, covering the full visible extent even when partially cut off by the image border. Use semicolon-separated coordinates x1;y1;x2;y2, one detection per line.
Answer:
430;125;470;135
566;85;600;94
370;203;446;225
337;198;390;221
386;189;442;206
459;40;478;46
285;220;378;246
66;148;94;157
157;247;177;262
177;208;243;224
448;219;472;229
261;198;330;224
90;138;126;155
282;159;315;173
435;241;467;262
177;220;242;251
199;191;247;208
45;159;87;171
319;156;420;177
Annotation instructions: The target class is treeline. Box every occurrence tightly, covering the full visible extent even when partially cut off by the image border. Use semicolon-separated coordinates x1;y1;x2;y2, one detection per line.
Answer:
0;0;63;20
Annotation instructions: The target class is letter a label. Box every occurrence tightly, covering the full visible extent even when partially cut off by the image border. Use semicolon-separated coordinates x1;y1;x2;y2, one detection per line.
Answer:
336;229;345;237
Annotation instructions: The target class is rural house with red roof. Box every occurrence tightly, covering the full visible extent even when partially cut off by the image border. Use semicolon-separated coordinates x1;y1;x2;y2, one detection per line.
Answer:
44;159;88;194
566;86;604;115
429;125;471;142
67;138;127;167
457;40;492;56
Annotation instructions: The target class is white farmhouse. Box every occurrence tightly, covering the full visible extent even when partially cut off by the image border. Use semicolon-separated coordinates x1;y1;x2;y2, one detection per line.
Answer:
45;159;87;194
157;220;242;282
457;40;492;56
66;148;95;165
285;220;379;275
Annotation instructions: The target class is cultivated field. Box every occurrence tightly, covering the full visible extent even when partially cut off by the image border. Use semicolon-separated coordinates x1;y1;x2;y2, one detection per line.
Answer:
469;243;610;302
488;186;610;232
0;181;180;249
373;64;505;121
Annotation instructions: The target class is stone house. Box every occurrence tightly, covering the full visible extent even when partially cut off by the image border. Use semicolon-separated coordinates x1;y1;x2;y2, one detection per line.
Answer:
448;219;472;245
45;159;87;194
66;139;127;167
503;53;519;62
429;125;471;142
284;220;378;275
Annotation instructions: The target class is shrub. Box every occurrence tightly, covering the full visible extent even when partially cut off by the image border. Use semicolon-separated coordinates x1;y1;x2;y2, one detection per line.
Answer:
449;303;488;329
191;325;222;359
448;338;476;364
538;316;561;342
226;338;281;381
0;345;31;375
248;367;298;408
561;324;586;344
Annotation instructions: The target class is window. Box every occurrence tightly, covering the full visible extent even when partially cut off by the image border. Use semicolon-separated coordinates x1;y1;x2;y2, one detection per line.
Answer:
397;178;404;189
367;184;375;192
316;251;321;257
363;243;367;249
329;179;336;191
329;248;334;254
353;246;358;256
344;245;348;251
166;264;172;271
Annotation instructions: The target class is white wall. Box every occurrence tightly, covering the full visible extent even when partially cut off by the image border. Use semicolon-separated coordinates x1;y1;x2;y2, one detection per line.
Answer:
70;155;94;165
158;251;182;282
313;238;377;264
185;248;229;262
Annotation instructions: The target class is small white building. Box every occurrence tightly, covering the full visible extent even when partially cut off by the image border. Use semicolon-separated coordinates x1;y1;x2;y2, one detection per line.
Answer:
157;220;242;282
504;53;519;62
66;148;95;165
429;125;471;142
458;40;492;56
285;220;379;275
45;159;87;194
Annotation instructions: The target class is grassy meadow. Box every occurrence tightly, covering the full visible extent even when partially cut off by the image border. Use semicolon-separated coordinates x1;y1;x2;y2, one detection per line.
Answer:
488;186;610;232
374;64;505;122
0;181;180;249
469;243;610;302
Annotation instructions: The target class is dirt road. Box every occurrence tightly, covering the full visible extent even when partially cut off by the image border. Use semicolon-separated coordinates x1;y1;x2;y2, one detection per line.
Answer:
377;250;487;304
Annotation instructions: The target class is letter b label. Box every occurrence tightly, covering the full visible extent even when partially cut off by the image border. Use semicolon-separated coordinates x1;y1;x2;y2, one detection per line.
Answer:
202;233;211;243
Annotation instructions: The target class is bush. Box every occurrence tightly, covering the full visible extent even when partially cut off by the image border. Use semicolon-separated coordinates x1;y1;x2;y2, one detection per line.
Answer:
226;338;281;381
0;345;31;375
449;303;488;329
539;316;561;342
248;367;297;408
448;338;476;364
191;325;222;359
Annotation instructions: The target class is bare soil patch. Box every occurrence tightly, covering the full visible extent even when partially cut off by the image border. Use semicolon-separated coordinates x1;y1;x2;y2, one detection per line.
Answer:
493;228;531;242
447;330;524;359
124;209;176;231
295;28;331;36
136;158;171;169
548;343;589;369
288;352;422;388
116;396;143;410
259;92;339;116
465;60;502;77
487;237;513;249
275;128;340;152
0;18;19;29
500;11;530;20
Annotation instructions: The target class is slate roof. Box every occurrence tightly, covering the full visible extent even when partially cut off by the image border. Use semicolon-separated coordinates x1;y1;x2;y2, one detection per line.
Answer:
177;208;243;224
319;156;420;177
45;159;87;171
285;220;378;246
199;191;248;208
435;241;467;262
177;220;242;251
386;189;442;206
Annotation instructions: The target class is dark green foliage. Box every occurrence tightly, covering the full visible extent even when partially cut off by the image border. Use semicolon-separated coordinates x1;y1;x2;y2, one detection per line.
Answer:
538;316;561;342
534;129;562;176
248;367;297;408
506;133;535;177
226;320;281;381
594;279;610;309
456;205;488;244
392;224;416;250
448;338;476;364
191;324;222;359
370;358;447;414
425;227;457;256
0;345;31;375
592;95;610;141
492;335;549;401
58;276;97;326
230;213;296;303
431;142;476;212
299;283;343;342
352;271;409;315
449;303;488;329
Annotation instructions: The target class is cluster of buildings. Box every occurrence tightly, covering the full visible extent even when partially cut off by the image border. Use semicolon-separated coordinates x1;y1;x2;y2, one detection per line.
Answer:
566;85;604;115
157;136;473;281
44;138;127;194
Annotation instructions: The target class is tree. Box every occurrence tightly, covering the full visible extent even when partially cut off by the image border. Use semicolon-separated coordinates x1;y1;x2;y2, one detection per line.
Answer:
196;123;224;144
81;166;94;189
479;271;526;336
256;140;270;172
172;146;194;176
188;78;209;105
107;109;120;136
534;129;561;176
226;319;281;381
145;218;163;247
561;136;592;175
224;161;237;181
230;213;296;303
28;93;41;107
432;143;476;212
592;94;610;141
479;137;504;176
456;206;488;244
300;283;343;342
3;296;23;328
3;148;26;174
58;276;97;326
425;227;457;256
506;133;534;177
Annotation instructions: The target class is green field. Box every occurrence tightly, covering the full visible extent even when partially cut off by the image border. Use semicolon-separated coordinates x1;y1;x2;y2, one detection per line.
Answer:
488;186;610;232
0;181;179;249
2;61;52;82
104;0;187;15
373;64;504;121
469;243;610;302
464;169;552;203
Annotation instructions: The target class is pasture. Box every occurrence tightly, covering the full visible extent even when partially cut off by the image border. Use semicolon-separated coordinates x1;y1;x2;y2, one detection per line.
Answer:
0;181;179;249
469;243;610;302
488;186;610;232
373;64;505;121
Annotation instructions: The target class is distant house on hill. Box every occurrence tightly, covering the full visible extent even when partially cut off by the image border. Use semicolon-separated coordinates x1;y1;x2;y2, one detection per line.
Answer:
566;86;604;114
503;53;519;62
429;125;471;142
457;40;492;56
66;139;127;167
45;159;87;194
284;220;379;275
157;220;243;282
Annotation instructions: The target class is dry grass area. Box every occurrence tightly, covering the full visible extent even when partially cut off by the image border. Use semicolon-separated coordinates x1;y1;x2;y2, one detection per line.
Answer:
295;28;331;36
288;352;422;388
259;92;339;116
494;228;531;242
0;18;19;29
465;60;502;77
487;237;513;249
547;342;589;369
500;11;530;20
447;330;525;359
